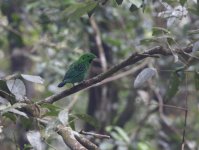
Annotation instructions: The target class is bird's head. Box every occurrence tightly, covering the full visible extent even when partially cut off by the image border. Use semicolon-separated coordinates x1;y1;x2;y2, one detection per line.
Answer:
79;53;97;63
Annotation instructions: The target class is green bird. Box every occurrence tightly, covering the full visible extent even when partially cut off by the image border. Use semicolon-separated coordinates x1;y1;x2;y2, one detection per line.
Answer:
58;53;96;87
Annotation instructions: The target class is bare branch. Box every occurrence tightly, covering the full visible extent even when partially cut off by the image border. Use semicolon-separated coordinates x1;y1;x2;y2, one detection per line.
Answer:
74;133;99;150
39;45;193;104
79;130;110;139
90;16;107;72
181;73;188;150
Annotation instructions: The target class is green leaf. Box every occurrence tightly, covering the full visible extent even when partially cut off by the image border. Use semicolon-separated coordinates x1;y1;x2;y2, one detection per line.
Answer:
88;3;98;17
105;37;122;47
68;116;76;130
40;103;60;116
138;141;151;150
0;80;15;103
1;103;28;118
0;79;11;94
114;126;130;143
63;0;97;20
109;131;123;141
167;37;176;45
21;117;32;129
26;1;40;11
140;38;159;45
3;112;17;123
180;0;187;6
106;126;129;143
74;113;100;129
152;27;170;36
129;4;139;12
23;144;33;150
115;0;123;5
187;8;199;16
194;71;199;90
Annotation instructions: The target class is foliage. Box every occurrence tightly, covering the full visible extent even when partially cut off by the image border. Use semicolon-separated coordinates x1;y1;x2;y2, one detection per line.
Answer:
0;0;199;149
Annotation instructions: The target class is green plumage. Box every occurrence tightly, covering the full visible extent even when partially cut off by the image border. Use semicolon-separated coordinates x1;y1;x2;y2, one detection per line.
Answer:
58;53;96;87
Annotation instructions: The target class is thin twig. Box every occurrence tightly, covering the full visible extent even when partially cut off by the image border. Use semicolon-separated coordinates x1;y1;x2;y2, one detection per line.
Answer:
79;130;110;139
151;85;164;118
131;102;188;140
155;103;187;111
181;73;188;150
90;16;107;72
44;140;57;150
67;94;79;112
0;90;14;98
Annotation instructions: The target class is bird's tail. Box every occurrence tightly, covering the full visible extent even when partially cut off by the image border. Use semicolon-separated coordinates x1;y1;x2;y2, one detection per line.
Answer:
58;81;66;87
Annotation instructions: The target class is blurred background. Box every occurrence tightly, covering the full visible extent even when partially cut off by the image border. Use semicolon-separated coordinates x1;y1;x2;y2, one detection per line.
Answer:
0;0;199;149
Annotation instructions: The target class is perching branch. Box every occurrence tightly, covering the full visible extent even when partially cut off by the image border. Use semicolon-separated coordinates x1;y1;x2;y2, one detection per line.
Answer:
87;59;148;89
2;45;193;150
40;45;193;104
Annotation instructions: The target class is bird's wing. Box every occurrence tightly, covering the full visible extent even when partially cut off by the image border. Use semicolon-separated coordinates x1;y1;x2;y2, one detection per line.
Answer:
63;62;86;80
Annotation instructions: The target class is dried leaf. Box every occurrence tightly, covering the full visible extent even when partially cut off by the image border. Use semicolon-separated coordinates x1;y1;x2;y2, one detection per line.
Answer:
6;79;26;101
21;74;44;84
134;68;157;88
